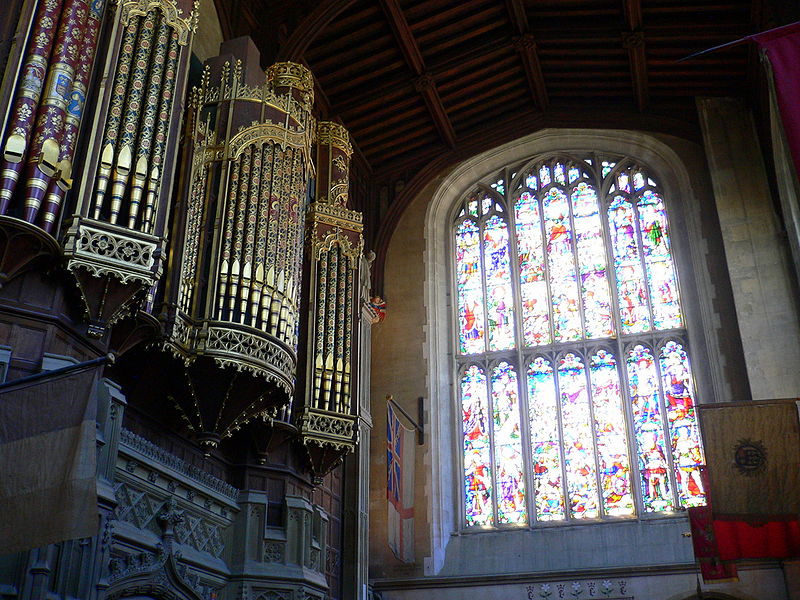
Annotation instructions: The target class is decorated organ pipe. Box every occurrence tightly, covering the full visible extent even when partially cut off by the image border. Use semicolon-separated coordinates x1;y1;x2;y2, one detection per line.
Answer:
39;0;105;233
83;0;193;232
297;121;364;478
53;0;197;336
160;40;315;448
0;0;98;223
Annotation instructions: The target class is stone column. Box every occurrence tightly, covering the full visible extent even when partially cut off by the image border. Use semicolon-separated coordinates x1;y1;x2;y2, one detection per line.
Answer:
697;97;800;399
342;294;375;599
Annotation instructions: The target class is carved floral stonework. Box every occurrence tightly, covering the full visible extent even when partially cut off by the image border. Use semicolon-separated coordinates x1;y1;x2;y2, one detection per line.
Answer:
113;482;225;558
524;579;630;599
120;429;239;499
263;542;284;563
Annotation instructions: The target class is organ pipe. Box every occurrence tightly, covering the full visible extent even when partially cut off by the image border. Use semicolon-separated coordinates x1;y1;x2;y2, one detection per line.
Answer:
297;121;364;477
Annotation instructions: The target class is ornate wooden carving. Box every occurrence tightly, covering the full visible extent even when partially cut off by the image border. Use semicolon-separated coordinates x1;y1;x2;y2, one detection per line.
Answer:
297;121;362;479
161;39;314;449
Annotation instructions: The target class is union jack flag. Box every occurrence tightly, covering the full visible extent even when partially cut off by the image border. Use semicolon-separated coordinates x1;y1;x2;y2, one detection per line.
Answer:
387;401;414;562
387;403;402;506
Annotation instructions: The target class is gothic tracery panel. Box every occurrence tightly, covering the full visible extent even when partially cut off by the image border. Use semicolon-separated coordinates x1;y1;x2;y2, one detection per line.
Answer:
454;156;705;527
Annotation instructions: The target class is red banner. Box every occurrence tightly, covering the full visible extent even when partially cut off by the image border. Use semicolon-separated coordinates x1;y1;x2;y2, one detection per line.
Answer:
753;23;800;178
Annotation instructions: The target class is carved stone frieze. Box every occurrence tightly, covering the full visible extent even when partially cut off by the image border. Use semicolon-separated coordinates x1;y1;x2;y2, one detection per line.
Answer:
114;482;164;533
106;543;210;600
113;482;227;559
263;541;285;563
120;428;239;500
254;591;291;600
174;511;225;558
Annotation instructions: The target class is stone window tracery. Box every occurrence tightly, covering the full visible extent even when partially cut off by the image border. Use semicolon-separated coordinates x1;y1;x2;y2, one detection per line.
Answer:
453;154;706;527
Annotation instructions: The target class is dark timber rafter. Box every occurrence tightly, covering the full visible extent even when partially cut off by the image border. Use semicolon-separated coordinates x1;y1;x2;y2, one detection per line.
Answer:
378;0;456;148
302;60;374;174
623;0;649;111
506;0;548;111
277;0;359;60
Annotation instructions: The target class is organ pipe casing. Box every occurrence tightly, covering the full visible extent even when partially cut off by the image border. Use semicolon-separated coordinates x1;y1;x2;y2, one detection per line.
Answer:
297;121;363;478
164;48;314;433
58;0;196;336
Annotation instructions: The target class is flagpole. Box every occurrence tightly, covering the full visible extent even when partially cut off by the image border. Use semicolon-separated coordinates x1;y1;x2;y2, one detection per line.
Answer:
678;21;800;62
387;394;424;445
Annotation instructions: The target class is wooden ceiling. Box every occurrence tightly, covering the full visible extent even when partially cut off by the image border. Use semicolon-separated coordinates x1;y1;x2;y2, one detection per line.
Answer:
217;0;769;177
215;0;791;290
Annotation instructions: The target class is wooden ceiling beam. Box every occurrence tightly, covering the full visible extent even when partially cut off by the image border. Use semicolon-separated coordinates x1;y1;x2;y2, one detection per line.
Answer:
415;6;507;46
355;103;428;136
430;40;510;80
278;0;359;60
378;0;426;75
335;42;510;116
335;81;416;118
506;0;548;111
505;0;529;33
377;0;457;149
414;74;457;148
513;34;549;111
623;0;649;111
362;129;438;158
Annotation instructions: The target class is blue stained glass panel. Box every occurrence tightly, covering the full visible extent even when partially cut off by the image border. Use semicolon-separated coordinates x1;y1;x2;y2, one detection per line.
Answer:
558;353;599;518
554;162;566;185
528;357;566;520
540;165;551;186
492;363;527;524
462;366;494;526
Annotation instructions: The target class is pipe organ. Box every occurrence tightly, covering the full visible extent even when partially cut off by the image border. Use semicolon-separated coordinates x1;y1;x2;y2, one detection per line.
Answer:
161;43;317;449
60;0;195;336
0;3;374;598
0;3;366;475
298;121;363;477
0;0;113;283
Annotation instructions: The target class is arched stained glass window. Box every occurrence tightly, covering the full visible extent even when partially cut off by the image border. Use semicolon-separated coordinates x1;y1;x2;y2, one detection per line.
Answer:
454;156;706;527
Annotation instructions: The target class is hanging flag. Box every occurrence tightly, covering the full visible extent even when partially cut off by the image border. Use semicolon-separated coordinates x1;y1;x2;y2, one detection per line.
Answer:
680;22;800;177
687;399;800;576
387;401;414;563
699;399;800;517
0;370;99;553
688;504;738;582
752;23;800;179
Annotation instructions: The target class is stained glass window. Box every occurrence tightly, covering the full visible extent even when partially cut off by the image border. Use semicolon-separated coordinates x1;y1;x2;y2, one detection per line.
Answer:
455;156;705;527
